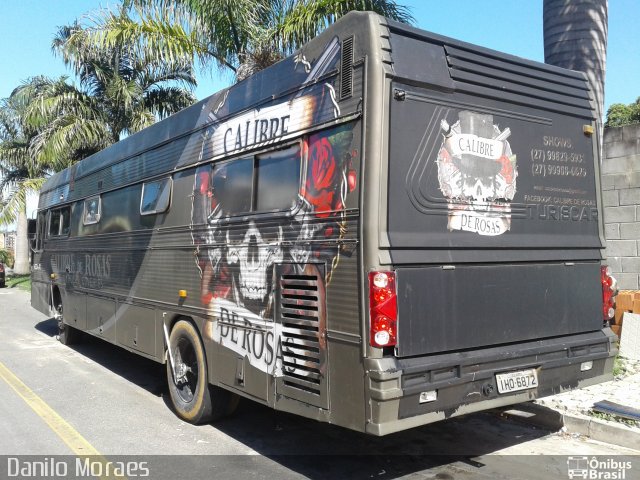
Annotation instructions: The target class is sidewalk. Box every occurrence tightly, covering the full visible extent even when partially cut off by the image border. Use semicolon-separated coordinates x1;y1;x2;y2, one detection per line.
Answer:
506;357;640;451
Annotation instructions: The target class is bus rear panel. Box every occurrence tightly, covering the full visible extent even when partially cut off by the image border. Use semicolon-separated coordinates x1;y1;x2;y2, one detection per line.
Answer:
361;16;614;435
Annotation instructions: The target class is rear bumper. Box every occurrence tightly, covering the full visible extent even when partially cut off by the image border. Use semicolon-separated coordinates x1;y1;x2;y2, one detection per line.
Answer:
364;329;617;435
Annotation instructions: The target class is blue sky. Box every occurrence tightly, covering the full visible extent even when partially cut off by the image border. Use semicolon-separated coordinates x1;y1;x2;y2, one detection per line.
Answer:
0;0;638;114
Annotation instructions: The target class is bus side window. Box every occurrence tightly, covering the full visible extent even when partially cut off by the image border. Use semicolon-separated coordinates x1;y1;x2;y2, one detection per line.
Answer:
211;158;253;215
83;196;101;225
255;144;301;212
49;210;61;237
210;144;301;217
60;208;70;236
48;206;71;237
141;177;172;215
35;212;46;250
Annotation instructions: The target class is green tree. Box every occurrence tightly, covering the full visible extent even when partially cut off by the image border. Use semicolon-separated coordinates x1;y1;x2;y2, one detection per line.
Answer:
0;83;53;274
605;98;640;127
13;76;113;167
68;0;414;83
0;11;198;274
0;248;15;269
26;18;198;157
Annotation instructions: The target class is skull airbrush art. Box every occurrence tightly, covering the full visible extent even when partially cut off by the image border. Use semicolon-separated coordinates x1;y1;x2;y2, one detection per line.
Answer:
436;110;518;236
194;123;356;313
189;35;358;375
191;122;357;375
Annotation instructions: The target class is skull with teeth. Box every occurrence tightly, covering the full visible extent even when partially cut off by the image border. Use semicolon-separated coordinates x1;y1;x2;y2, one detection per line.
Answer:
227;221;283;304
438;112;516;204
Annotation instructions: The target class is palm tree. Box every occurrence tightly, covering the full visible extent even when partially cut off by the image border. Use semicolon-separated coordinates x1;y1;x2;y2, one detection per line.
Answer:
69;0;414;83
13;76;113;167
543;0;608;142
26;18;198;153
0;85;52;274
0;15;198;274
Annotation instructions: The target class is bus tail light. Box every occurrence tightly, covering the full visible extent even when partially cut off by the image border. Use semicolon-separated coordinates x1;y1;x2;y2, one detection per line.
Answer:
369;271;398;348
601;265;617;321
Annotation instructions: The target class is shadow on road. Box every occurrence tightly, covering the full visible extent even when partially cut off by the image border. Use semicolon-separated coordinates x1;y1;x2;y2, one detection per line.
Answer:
34;317;552;479
213;401;551;478
35;318;166;397
35;317;58;337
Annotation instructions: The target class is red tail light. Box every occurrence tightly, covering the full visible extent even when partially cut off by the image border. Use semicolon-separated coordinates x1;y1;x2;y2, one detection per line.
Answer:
369;271;398;348
601;265;617;321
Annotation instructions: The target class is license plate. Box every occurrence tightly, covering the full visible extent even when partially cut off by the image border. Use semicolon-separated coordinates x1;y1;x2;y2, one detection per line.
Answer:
495;369;538;394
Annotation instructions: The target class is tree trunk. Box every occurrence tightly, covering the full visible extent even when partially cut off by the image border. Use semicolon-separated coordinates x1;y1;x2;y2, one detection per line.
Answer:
543;0;608;150
13;206;30;275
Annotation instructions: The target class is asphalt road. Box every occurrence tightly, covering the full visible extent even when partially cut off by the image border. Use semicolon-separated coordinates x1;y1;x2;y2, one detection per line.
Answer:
0;287;637;480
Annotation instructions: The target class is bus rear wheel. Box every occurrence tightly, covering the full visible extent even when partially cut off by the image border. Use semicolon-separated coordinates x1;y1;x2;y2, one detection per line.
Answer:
166;320;238;424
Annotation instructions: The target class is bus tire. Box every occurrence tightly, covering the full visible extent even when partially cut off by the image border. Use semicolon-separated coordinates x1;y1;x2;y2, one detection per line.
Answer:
56;303;81;346
167;320;239;423
167;320;214;424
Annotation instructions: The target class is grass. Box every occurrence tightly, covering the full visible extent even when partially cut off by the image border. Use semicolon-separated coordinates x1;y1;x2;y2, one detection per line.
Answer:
4;274;31;292
613;355;624;377
613;354;640;379
590;410;639;428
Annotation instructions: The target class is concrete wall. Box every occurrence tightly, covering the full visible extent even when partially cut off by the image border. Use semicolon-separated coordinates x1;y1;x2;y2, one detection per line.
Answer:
602;124;640;289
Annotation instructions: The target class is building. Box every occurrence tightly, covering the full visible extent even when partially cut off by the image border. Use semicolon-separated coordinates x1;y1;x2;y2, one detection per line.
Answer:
1;230;17;259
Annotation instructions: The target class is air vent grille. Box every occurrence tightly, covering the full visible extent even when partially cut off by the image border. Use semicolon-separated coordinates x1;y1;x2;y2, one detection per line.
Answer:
340;36;354;99
280;273;322;395
444;45;593;116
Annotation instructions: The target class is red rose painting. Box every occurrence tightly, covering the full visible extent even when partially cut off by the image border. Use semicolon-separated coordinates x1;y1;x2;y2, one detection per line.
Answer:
304;135;339;217
498;155;515;184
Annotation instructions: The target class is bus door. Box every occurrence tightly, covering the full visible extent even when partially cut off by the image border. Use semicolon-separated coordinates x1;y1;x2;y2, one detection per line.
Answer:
30;211;51;314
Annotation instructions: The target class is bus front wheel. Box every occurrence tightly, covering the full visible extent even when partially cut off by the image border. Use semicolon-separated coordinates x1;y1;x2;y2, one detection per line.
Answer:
56;303;81;346
166;320;237;424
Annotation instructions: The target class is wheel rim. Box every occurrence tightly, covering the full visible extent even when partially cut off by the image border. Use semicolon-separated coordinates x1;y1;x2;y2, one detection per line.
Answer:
56;304;64;331
174;337;199;403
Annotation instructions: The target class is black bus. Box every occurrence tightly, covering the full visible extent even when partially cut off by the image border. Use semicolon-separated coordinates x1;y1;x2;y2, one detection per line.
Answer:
31;11;616;435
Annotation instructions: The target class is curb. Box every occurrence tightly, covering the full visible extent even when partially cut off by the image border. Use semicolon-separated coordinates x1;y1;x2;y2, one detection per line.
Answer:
561;412;640;451
496;403;640;451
